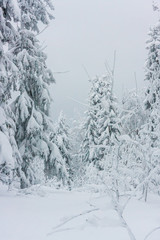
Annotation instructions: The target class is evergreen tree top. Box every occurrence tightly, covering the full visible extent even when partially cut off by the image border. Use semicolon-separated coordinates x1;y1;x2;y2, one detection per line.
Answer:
19;0;54;32
145;20;160;110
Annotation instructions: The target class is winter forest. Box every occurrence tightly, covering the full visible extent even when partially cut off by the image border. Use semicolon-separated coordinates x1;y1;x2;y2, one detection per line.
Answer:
0;0;160;240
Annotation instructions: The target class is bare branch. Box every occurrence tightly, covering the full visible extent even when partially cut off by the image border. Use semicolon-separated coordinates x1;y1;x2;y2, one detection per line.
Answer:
47;208;99;236
118;212;136;240
144;226;160;240
82;64;92;82
112;50;117;76
105;60;112;76
53;71;70;74
67;96;88;107
122;165;160;214
36;25;49;36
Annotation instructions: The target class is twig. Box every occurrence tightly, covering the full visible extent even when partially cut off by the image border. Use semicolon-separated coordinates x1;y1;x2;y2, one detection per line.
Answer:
36;25;49;36
112;50;117;76
105;185;136;240
105;60;112;75
67;96;88;107
53;71;70;74
47;208;99;236
121;165;160;214
144;226;160;240
119;212;136;240
134;72;138;96
48;227;75;235
82;64;92;81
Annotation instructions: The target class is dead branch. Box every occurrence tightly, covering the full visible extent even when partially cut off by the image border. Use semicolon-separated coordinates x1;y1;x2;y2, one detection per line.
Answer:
144;226;160;240
47;208;99;236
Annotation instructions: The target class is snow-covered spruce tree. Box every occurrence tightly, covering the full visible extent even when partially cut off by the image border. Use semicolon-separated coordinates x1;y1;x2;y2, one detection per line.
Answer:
139;20;160;199
0;0;26;186
11;0;55;188
143;20;160;147
81;76;102;168
97;73;120;158
81;72;120;171
54;112;73;186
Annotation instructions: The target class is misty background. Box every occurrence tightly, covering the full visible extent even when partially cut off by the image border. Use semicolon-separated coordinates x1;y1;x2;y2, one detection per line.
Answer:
39;0;158;120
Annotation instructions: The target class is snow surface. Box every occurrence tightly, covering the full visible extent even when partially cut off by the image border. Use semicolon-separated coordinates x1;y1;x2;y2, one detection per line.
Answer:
0;184;160;240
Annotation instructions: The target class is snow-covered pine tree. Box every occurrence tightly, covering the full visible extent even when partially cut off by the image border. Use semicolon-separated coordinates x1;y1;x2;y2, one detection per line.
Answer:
139;19;160;198
97;73;120;148
54;112;73;186
81;76;101;167
11;0;55;188
81;72;120;170
143;20;160;148
0;0;26;186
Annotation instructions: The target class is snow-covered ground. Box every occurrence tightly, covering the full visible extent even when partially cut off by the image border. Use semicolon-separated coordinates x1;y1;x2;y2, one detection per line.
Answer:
0;185;160;240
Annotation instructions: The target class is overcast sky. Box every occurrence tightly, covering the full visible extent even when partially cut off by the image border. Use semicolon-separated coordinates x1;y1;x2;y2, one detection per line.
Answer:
39;0;158;121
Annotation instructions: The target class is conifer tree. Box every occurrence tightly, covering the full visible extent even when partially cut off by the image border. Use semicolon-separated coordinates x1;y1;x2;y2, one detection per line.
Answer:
143;21;160;148
12;0;55;188
139;19;160;198
81;73;120;170
81;76;103;166
0;0;26;186
54;112;73;186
